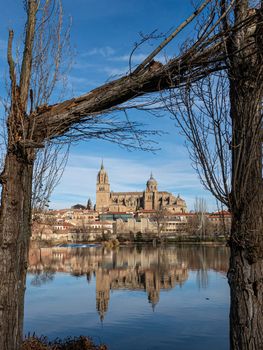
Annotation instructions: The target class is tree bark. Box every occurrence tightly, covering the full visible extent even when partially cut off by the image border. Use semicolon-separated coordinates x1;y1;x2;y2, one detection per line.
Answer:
0;149;34;350
228;5;263;349
228;104;263;349
228;246;263;350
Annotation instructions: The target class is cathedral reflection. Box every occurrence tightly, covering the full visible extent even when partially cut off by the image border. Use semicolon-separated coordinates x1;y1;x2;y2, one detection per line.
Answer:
28;245;229;321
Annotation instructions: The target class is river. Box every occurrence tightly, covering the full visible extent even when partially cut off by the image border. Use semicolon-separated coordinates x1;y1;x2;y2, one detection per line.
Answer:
24;243;230;350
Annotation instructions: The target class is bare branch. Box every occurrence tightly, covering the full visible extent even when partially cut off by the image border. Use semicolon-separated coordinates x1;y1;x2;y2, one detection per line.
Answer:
32;142;69;210
30;39;225;141
133;0;212;74
19;0;38;110
7;30;16;91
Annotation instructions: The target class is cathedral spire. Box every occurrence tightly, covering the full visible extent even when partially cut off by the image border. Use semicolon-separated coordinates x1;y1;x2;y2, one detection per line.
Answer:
101;159;104;170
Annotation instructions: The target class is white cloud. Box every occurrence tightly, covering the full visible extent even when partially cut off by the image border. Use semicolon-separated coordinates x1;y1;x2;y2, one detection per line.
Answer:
68;75;99;87
82;46;116;58
102;66;128;77
73;61;99;70
108;52;170;65
109;53;147;64
72;49;169;81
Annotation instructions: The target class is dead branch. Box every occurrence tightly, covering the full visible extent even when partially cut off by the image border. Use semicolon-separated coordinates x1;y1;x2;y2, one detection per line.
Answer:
133;0;212;74
31;39;225;141
32;142;69;210
19;0;38;110
7;30;16;91
29;5;261;144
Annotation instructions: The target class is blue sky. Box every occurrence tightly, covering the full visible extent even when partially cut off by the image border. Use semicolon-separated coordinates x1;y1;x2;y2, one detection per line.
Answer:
0;0;219;211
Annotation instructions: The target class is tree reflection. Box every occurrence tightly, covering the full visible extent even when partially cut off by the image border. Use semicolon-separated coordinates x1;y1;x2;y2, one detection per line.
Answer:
30;268;56;286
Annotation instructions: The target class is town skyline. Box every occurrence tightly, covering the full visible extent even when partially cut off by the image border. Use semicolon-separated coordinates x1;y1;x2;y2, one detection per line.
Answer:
49;155;218;211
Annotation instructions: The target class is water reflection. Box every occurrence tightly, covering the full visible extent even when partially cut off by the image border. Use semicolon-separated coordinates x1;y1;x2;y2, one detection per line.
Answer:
28;244;229;321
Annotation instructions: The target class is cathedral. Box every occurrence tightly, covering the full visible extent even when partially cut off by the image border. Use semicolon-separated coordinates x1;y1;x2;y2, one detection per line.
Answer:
96;162;187;213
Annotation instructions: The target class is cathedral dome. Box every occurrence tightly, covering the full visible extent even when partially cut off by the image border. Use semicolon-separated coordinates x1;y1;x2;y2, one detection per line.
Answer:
146;173;158;191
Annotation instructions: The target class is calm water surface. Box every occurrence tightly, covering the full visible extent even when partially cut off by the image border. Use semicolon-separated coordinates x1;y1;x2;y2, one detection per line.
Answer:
24;244;230;350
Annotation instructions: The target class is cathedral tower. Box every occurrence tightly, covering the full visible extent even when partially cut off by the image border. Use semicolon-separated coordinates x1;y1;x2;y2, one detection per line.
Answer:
96;162;110;212
96;268;110;321
144;173;158;210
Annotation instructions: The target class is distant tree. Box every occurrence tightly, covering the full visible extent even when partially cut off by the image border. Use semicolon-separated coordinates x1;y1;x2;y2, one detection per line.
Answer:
87;198;93;210
71;204;86;210
151;208;169;238
194;197;207;238
30;268;56;287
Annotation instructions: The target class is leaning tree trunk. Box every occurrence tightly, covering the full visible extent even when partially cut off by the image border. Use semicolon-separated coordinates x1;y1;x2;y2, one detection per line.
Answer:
0;149;34;350
227;5;263;350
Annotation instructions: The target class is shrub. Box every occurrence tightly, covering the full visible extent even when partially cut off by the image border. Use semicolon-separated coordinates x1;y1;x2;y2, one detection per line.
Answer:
22;335;107;350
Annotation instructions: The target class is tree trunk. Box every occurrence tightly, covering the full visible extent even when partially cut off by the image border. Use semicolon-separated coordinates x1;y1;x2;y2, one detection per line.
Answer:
228;6;263;349
228;245;263;350
229;170;263;350
229;159;263;350
228;75;263;347
0;150;34;350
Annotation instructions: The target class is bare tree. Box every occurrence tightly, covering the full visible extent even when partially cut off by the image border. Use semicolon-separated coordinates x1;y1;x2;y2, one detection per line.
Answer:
194;197;208;238
0;1;262;350
30;0;73;211
0;0;72;213
151;208;169;238
164;1;263;349
167;72;232;206
32;143;69;210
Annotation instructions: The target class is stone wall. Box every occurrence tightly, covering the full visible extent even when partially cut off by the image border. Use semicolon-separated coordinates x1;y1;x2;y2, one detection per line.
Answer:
115;218;157;234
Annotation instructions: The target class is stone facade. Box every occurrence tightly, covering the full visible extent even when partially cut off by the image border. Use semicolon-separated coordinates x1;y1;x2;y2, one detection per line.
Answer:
96;163;187;213
115;216;189;235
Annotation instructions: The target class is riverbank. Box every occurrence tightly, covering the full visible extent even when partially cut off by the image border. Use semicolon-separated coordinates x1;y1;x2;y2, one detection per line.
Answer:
30;234;228;249
22;336;107;350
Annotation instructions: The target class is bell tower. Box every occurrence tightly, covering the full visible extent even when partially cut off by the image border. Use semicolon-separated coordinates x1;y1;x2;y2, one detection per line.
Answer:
144;173;158;210
96;161;110;212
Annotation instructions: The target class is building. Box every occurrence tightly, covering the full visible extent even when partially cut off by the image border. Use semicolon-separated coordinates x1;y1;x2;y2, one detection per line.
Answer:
99;212;134;222
96;162;187;213
208;210;231;235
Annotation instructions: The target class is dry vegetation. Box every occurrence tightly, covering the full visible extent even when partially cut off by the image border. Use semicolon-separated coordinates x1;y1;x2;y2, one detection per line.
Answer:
22;336;107;350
